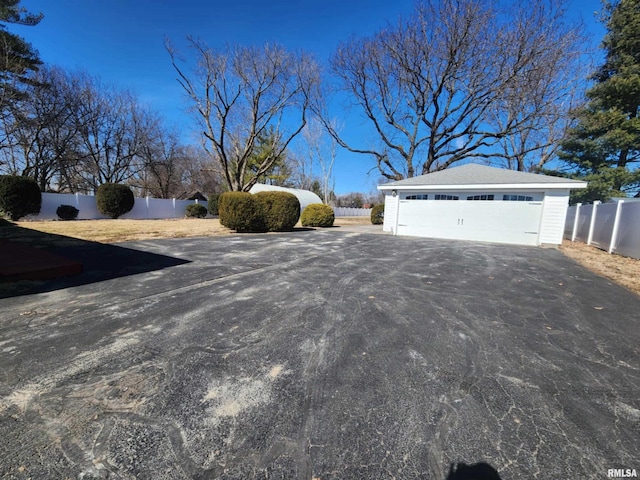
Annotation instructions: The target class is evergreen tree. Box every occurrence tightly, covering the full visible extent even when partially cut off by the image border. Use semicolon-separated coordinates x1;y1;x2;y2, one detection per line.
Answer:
242;126;292;187
0;0;43;107
559;0;640;202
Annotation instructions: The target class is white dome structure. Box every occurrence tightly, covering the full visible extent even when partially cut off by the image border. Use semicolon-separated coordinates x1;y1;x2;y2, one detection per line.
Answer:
249;183;322;212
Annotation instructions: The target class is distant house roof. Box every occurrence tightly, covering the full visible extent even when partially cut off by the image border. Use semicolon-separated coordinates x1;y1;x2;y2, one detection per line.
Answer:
176;190;208;201
377;164;587;191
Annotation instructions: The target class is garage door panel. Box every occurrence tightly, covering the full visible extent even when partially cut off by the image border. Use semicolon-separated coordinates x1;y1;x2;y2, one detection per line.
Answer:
397;200;462;239
397;200;542;245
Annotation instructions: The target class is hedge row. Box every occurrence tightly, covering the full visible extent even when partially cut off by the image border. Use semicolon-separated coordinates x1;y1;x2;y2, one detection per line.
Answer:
219;191;301;233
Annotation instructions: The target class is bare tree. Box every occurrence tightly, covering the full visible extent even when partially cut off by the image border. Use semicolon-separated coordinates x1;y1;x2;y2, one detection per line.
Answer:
167;38;320;191
0;66;86;191
136;127;185;198
317;0;585;179
487;1;588;171
72;77;156;192
292;117;337;203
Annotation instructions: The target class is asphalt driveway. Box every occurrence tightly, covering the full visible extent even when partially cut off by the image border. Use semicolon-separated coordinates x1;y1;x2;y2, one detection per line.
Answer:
1;230;638;479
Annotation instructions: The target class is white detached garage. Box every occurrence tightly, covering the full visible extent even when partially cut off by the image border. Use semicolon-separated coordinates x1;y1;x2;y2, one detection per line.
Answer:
377;164;587;246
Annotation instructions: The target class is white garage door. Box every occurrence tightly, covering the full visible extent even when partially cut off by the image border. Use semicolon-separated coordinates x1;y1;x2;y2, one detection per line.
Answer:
396;200;543;246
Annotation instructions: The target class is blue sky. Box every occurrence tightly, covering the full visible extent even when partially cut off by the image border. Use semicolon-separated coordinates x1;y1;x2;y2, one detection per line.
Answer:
14;0;607;195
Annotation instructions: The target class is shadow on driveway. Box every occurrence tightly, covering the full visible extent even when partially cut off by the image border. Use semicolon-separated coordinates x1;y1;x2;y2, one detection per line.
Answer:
0;223;190;299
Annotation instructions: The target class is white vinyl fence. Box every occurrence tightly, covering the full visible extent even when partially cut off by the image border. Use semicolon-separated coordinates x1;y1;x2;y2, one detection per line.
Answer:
564;200;640;259
333;207;372;217
27;192;202;220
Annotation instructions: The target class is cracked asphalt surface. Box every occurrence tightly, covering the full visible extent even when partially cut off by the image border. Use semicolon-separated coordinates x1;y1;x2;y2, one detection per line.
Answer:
1;230;639;479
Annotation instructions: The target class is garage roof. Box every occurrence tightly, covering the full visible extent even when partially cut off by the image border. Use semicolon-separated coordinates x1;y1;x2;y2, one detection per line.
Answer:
377;164;587;191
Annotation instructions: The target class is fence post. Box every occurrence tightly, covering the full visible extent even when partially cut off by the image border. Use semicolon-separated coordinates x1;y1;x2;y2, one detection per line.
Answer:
586;201;600;245
173;198;176;218
146;195;150;219
608;200;624;254
571;203;581;242
75;192;80;210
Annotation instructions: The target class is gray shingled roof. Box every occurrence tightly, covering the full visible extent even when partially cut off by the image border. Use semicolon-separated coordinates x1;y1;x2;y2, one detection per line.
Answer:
379;163;586;187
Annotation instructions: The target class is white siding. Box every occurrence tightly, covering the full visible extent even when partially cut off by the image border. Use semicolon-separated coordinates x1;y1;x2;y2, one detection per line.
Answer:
382;193;399;233
538;190;570;245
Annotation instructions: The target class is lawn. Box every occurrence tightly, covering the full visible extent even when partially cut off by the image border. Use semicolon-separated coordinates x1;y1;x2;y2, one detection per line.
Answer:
10;216;371;243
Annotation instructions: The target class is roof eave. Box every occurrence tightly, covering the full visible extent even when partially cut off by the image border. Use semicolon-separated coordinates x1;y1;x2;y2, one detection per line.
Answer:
377;182;588;191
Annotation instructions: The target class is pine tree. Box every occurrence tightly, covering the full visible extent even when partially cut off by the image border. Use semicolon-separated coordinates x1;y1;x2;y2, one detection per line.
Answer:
0;0;43;113
559;0;640;202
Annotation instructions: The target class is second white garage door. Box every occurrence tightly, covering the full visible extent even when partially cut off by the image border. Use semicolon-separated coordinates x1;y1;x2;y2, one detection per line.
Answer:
396;200;543;246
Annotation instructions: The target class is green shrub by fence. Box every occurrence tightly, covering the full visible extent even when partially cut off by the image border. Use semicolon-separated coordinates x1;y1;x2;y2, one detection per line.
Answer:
56;204;79;220
0;175;42;221
301;203;335;227
185;203;208;218
253;191;300;232
370;204;384;225
218;192;266;232
96;183;135;219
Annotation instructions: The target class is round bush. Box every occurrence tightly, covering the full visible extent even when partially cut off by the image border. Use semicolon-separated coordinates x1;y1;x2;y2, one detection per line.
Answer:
370;204;384;225
253;191;300;232
207;193;221;216
301;203;335;227
96;183;134;219
0;175;41;221
185;203;208;218
218;191;266;232
56;204;79;221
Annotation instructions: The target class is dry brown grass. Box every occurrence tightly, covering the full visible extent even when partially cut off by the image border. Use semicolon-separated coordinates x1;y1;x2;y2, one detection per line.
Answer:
15;218;234;243
559;240;640;296
13;216;372;243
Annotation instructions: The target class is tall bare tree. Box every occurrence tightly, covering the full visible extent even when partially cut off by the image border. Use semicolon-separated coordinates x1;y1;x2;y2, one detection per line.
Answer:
72;77;156;192
292;118;337;203
167;38;320;191
318;0;584;179
487;1;587;171
1;66;88;190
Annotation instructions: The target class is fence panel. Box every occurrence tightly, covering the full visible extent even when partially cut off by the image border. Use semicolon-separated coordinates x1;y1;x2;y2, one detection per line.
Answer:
564;206;576;239
24;192;199;220
574;204;594;243
613;202;640;259
35;193;78;219
75;194;107;219
333;207;371;217
590;203;618;251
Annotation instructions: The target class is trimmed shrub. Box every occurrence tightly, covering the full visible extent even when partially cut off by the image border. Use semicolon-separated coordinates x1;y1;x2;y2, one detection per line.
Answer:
207;193;221;216
96;183;134;219
185;203;208;218
56;204;79;221
218;191;266;232
370;204;384;225
0;175;41;221
253;191;300;232
301;203;335;227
